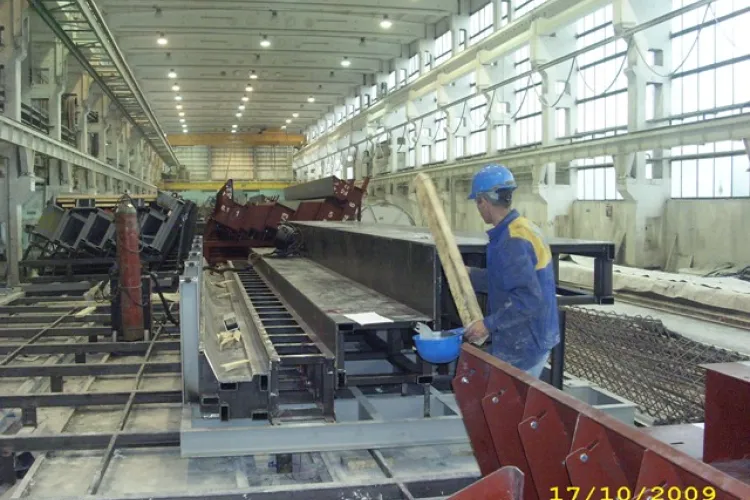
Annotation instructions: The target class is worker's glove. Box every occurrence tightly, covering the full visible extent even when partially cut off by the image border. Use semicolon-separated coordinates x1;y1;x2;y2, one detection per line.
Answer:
464;319;489;346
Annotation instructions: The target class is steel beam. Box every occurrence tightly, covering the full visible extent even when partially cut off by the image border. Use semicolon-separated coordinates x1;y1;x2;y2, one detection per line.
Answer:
0;389;181;408
0;115;157;191
0;430;180;451
0;361;180;377
0;340;179;355
0;326;111;338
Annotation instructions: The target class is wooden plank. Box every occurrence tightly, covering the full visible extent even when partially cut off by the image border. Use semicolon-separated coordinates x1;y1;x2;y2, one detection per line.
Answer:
414;173;485;341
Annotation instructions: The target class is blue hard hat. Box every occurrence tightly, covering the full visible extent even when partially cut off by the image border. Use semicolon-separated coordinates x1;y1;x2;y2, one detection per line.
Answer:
468;164;517;200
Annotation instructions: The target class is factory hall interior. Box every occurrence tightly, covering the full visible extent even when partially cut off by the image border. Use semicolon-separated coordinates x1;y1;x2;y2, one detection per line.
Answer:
2;0;750;498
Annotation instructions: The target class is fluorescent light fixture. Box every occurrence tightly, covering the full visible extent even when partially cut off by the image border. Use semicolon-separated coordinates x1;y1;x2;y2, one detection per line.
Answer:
236;112;243;117
179;118;185;123
168;69;177;78
231;129;237;134
183;129;188;133
157;33;168;45
380;15;393;29
307;96;315;103
174;95;183;101
171;84;180;91
285;118;292;124
176;104;183;110
242;96;249;102
238;105;245;111
249;71;258;80
232;124;238;128
245;85;254;92
281;125;287;130
178;112;185;117
260;35;270;48
340;57;351;67
292;112;299;118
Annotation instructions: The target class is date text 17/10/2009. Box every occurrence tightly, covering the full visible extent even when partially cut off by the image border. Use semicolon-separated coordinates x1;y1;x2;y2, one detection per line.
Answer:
549;486;717;500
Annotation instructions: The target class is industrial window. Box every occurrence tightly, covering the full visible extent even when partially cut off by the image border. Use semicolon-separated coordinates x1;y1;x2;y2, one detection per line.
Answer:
469;3;494;45
434;112;448;162
468;94;488;155
406;123;416;168
576;161;623;201
387;71;397;92
421;144;431;165
669;0;750;198
398;68;407;87
575;6;629;136
434;31;453;66
515;0;550;17
368;84;377;105
513;46;542;146
353;96;361;115
408;54;420;83
495;124;510;150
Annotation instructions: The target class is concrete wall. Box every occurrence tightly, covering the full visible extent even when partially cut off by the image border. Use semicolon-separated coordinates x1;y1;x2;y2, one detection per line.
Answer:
664;199;750;270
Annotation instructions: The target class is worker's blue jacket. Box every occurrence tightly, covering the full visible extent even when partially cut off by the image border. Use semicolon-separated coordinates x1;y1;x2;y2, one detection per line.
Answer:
468;210;560;370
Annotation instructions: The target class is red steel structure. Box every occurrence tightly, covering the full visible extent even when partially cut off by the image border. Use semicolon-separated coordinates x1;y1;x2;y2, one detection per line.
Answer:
450;345;750;500
203;177;369;263
115;199;144;342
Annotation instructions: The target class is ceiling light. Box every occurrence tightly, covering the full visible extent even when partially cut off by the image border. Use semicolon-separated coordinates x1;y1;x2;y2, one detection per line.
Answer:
281;125;287;130
174;95;182;101
285;118;292;124
178;112;185;117
171;83;180;91
238;105;245;111
183;129;188;133
380;15;393;29
292;112;299;118
307;96;315;103
179;118;185;123
176;104;183;110
242;96;249;102
245;85;254;92
236;112;242;118
232;124;238;128
260;35;271;48
231;129;237;134
168;69;177;79
157;33;168;46
249;71;258;80
340;57;351;67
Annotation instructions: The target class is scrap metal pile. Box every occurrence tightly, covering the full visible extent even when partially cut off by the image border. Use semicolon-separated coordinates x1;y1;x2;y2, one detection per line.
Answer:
202;176;369;263
563;307;749;424
22;192;197;276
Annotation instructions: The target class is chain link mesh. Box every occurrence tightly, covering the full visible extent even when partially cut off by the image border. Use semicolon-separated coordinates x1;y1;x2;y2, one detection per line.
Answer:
564;307;749;425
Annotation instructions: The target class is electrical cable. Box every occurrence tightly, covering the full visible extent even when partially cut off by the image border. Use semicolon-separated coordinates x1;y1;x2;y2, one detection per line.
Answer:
149;271;180;327
576;40;631;97
531;57;578;109
633;1;713;79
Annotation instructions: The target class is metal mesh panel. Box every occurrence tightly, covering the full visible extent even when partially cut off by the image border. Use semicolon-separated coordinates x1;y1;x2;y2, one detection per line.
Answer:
564;307;749;425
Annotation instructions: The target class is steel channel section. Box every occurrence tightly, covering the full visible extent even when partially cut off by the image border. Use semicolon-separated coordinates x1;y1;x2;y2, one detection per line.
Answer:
180;394;468;457
231;262;336;419
180;239;203;403
1;390;182;408
254;256;429;387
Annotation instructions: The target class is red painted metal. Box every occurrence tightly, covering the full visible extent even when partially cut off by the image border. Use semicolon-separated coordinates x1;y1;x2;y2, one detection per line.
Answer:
115;199;144;342
202;177;368;264
453;345;750;499
703;362;750;464
448;466;524;499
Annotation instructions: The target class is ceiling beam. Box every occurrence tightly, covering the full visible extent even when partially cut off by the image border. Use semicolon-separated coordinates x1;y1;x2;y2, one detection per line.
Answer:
98;0;458;17
125;53;384;73
168;131;304;147
134;68;364;85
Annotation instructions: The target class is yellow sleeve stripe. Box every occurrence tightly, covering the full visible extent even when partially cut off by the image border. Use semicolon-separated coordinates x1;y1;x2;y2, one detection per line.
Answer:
508;218;552;270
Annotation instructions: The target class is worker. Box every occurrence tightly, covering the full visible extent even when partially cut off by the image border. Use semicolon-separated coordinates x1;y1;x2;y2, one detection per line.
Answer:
464;164;560;378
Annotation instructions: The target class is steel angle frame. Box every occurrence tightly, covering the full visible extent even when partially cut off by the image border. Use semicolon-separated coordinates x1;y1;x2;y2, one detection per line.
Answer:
180;390;468;457
180;237;203;403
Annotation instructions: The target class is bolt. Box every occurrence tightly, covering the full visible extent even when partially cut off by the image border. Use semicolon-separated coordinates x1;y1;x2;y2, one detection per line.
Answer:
579;453;588;463
491;396;499;404
530;420;538;430
460;376;469;384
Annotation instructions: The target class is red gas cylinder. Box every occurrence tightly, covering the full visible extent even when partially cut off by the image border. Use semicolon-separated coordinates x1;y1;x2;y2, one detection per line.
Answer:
115;199;144;341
